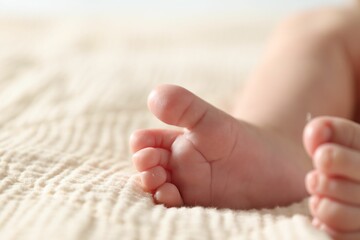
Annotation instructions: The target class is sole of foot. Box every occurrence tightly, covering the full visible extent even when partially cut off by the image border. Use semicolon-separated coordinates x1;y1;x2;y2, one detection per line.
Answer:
131;84;310;209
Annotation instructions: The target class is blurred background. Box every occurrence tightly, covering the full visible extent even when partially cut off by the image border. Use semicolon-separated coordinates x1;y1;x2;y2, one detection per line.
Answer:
0;0;348;17
0;0;354;114
0;0;353;109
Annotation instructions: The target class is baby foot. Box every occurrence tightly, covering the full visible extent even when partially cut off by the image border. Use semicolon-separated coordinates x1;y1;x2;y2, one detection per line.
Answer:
131;84;310;209
304;116;360;240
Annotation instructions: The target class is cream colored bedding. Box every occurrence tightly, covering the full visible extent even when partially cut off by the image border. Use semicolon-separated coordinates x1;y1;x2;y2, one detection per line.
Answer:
0;16;330;240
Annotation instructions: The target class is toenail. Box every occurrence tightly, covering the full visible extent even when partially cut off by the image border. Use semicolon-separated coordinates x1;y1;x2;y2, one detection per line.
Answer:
154;191;161;203
306;172;318;192
309;196;320;211
313;150;323;169
317;174;329;193
320;125;331;142
313;147;331;171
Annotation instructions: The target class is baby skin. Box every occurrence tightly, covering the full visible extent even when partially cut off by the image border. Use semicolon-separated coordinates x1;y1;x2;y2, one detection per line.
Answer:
131;5;360;240
305;117;360;240
131;84;309;209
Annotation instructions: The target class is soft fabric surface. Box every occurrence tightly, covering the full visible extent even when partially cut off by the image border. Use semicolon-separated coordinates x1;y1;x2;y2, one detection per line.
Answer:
0;16;330;240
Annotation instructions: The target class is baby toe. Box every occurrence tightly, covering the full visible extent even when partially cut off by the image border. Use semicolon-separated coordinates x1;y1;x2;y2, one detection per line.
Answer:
313;143;360;182
154;182;184;207
130;129;154;153
132;147;170;172
130;129;181;152
316;198;360;232
308;172;360;206
140;166;168;191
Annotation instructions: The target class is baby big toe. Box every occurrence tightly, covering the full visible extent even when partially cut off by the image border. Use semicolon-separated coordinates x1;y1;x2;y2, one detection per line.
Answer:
316;198;360;232
140;166;168;191
303;116;360;157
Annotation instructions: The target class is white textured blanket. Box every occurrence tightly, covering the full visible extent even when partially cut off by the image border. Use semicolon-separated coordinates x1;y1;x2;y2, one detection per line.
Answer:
0;16;330;240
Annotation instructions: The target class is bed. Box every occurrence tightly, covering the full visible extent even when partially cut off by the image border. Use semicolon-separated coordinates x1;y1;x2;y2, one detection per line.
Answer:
0;15;330;240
